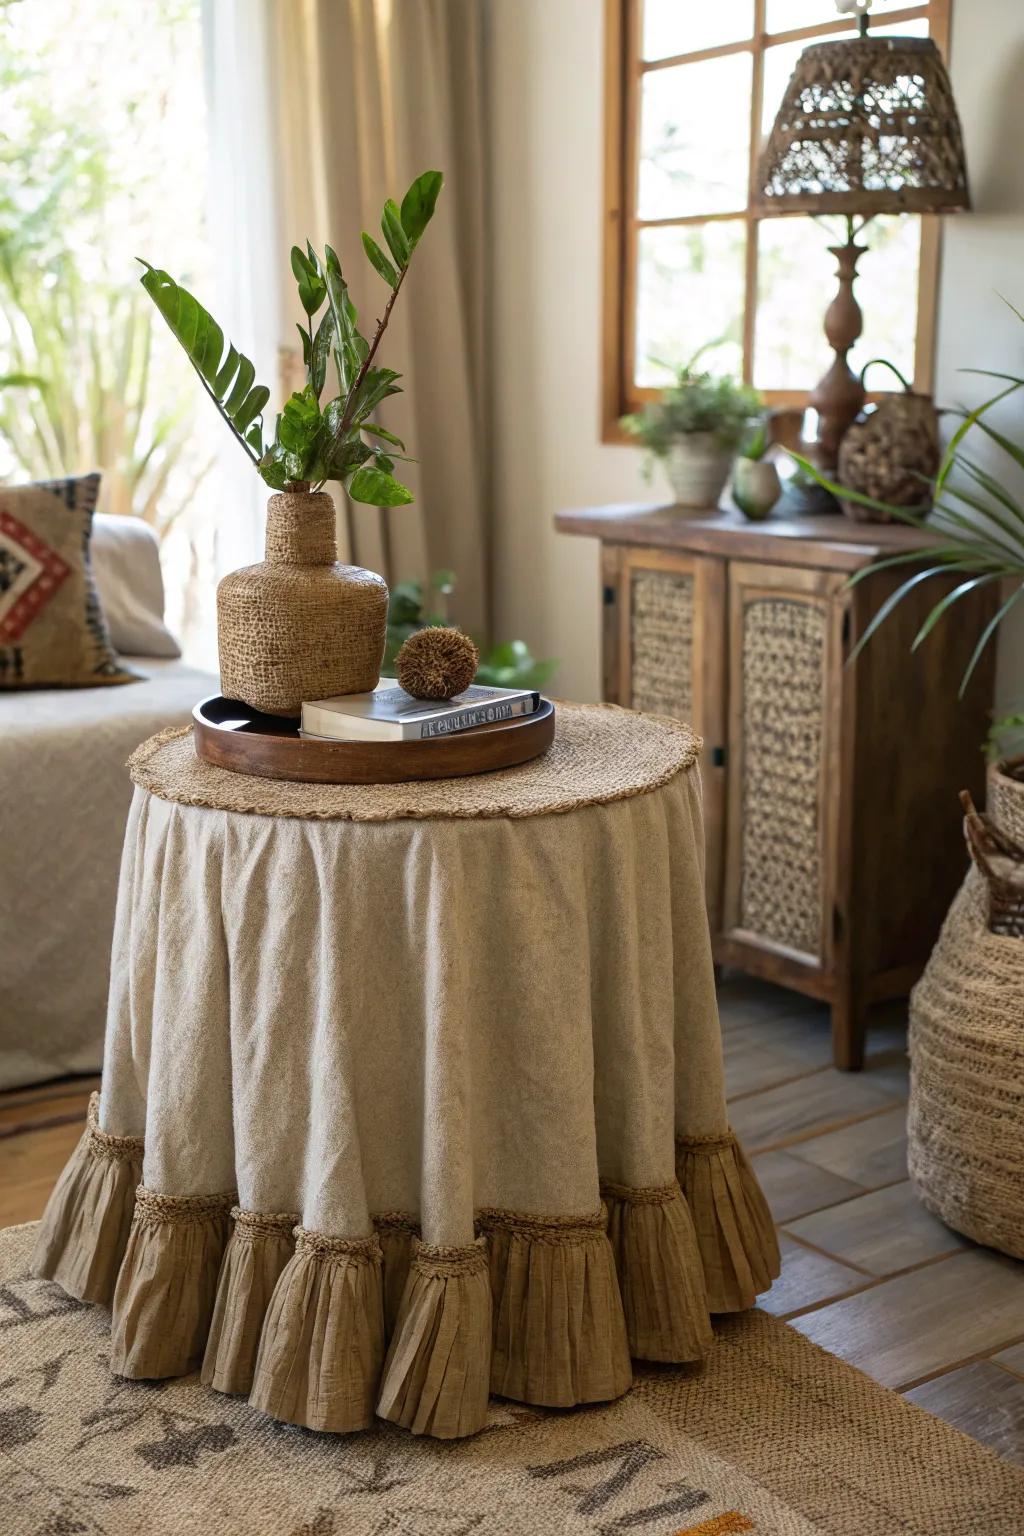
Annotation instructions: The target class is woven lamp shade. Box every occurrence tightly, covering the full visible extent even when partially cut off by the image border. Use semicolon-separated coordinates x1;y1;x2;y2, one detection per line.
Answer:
758;35;970;216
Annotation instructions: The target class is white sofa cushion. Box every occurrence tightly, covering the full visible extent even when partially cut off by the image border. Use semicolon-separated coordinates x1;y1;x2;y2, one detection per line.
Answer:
91;514;181;659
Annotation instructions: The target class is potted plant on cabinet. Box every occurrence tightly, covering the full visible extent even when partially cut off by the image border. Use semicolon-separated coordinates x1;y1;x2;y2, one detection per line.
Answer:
732;418;783;522
138;170;443;716
622;362;761;511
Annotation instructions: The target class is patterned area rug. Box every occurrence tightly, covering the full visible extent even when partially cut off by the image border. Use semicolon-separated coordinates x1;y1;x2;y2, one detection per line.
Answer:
2;1223;1022;1535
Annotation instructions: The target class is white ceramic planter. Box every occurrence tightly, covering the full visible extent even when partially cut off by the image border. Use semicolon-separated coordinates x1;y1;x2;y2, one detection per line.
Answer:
732;458;782;522
663;434;732;511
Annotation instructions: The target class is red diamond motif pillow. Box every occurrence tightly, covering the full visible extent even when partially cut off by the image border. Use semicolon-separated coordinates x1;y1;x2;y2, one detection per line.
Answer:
0;475;139;688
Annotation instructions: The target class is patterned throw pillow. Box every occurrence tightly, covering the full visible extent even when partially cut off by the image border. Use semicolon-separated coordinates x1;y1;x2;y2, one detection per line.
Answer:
0;473;139;688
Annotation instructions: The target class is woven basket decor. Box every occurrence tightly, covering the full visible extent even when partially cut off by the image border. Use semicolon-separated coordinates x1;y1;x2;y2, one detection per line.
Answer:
630;570;694;719
216;491;388;718
907;764;1024;1259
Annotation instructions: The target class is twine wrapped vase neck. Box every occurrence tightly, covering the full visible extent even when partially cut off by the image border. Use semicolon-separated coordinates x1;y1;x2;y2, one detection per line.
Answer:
217;490;389;718
264;491;337;565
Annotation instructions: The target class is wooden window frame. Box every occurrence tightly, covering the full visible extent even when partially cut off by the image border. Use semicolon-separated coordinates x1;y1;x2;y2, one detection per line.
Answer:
601;0;951;443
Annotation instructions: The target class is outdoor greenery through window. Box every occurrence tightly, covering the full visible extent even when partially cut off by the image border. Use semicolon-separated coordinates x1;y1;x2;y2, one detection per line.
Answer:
605;0;949;430
0;0;215;648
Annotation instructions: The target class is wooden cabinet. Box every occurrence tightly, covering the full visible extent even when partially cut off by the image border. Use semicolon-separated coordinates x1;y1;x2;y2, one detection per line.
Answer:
562;505;997;1070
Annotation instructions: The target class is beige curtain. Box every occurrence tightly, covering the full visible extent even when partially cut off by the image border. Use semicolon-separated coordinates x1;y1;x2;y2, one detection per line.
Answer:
273;0;490;636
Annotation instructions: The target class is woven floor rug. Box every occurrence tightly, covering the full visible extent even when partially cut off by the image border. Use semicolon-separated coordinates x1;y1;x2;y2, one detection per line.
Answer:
2;1224;1022;1536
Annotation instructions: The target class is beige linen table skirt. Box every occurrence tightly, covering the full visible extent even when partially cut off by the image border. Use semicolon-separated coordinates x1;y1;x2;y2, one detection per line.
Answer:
34;705;779;1440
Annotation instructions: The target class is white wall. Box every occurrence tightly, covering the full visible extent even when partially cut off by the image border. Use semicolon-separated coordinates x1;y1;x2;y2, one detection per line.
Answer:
488;0;1024;715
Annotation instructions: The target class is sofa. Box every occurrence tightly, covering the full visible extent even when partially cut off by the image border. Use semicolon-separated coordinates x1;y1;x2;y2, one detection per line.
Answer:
0;514;216;1089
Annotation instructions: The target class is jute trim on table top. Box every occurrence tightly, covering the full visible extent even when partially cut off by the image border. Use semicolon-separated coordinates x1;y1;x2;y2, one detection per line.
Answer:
126;702;702;823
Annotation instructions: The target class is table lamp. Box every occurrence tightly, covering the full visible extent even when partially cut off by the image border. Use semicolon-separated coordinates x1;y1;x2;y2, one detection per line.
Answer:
756;0;969;470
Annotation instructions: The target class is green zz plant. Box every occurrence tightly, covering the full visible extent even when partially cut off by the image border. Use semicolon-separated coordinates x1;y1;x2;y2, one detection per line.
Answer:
137;169;443;507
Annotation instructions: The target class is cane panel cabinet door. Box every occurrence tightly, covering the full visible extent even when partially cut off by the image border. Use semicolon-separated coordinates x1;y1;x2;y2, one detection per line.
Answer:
612;546;727;920
719;562;848;986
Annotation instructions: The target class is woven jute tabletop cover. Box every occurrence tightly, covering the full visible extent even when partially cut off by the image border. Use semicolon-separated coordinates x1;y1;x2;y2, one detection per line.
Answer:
33;703;779;1442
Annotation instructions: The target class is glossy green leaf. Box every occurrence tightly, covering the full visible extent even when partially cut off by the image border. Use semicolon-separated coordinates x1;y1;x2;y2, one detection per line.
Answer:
291;244;325;316
348;465;413;505
400;170;443;246
137;260;269;465
310;310;334;399
296;323;311;370
381;200;410;267
361;232;398;287
361;421;406;450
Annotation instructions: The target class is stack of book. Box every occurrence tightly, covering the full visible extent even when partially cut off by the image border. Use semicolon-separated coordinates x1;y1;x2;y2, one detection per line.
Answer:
301;676;540;743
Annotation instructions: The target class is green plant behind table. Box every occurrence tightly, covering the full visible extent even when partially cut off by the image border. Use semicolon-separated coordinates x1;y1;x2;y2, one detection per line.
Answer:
0;34;202;534
794;300;1024;761
621;363;762;460
137;171;443;508
382;572;557;691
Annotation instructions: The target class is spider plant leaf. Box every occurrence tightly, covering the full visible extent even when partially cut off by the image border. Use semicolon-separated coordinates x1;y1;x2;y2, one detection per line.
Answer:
844;545;980;588
788;451;908;521
939;479;1024;565
361;232;398;288
935;380;1024;494
911;572;1005;651
955;455;1024;527
959;583;1024;696
965;414;1024;491
931;485;1024;566
848;565;957;666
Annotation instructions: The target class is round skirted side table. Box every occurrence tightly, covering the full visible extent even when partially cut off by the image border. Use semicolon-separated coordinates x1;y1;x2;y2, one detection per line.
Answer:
33;703;779;1441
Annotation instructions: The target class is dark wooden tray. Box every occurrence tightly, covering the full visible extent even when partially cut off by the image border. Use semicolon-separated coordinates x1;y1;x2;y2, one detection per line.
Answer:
192;695;556;785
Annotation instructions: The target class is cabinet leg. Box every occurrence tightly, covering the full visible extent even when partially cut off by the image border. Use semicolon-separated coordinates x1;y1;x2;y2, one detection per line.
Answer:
831;990;867;1072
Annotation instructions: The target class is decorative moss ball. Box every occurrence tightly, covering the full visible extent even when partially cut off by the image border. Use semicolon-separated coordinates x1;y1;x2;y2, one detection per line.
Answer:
396;626;479;701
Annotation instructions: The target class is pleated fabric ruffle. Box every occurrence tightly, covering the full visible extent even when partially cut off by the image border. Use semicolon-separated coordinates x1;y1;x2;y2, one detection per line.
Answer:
675;1130;781;1311
603;1180;713;1361
248;1228;385;1433
109;1185;234;1378
482;1207;634;1408
202;1209;297;1395
377;1237;492;1438
31;1093;142;1305
31;1102;780;1438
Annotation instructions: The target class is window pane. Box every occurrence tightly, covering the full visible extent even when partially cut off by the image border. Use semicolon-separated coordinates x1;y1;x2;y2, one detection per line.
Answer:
754;215;919;392
636;222;746;387
639;54;753;219
643;0;754;59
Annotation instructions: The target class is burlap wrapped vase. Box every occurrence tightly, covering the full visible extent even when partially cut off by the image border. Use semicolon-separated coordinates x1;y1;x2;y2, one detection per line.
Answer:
217;491;388;717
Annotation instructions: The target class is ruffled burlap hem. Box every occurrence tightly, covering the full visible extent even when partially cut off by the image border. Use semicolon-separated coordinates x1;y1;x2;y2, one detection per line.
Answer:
675;1132;782;1312
30;1093;143;1305
32;1108;779;1439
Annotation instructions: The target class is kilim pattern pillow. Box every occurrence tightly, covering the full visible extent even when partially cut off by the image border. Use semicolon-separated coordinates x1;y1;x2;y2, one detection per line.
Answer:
0;474;140;689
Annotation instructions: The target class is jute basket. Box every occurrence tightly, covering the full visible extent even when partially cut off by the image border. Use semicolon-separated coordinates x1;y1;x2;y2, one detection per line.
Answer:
907;760;1024;1259
217;491;389;717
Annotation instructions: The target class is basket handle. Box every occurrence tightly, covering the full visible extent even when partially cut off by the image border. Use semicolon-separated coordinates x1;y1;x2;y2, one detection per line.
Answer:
858;357;912;393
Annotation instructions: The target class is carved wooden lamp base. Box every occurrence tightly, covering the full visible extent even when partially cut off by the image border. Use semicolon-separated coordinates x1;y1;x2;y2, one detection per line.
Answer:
809;231;869;473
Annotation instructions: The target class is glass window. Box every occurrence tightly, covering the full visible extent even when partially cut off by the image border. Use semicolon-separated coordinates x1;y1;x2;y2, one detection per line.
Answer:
604;0;943;430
